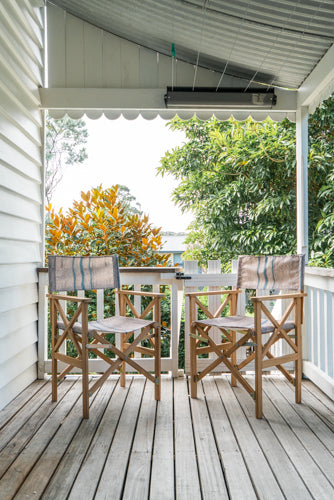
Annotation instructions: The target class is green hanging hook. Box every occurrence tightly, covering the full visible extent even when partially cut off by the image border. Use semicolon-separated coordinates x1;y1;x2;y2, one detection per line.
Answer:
171;43;176;59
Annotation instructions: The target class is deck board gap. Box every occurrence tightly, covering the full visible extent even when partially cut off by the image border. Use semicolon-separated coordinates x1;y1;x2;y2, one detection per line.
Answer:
201;379;232;500
216;376;285;499
186;377;204;500
0;376;333;500
94;378;146;499
214;377;259;497
67;377;121;498
270;377;334;457
0;377;86;499
0;379;50;430
85;378;133;498
261;377;334;496
147;395;158;499
173;378;176;500
40;377;113;499
0;377;80;478
234;376;312;499
119;379;148;499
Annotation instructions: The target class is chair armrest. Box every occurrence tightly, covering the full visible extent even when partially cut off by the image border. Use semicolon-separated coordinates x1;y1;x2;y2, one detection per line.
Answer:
115;290;165;298
251;292;307;302
47;293;92;303
185;290;241;298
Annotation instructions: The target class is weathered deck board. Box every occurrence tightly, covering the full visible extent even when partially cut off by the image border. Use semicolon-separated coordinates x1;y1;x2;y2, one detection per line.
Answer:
94;378;146;500
42;379;116;500
0;379;48;430
149;374;174;500
174;377;201;500
0;379;78;478
264;378;334;488
233;379;312;499
0;374;334;499
68;380;128;499
215;377;284;499
121;381;156;500
190;382;229;500
202;377;257;500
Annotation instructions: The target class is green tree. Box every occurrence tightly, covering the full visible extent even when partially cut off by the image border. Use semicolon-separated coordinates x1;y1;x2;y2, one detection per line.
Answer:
308;97;334;267
117;184;142;215
159;107;333;268
45;114;88;203
159;117;297;268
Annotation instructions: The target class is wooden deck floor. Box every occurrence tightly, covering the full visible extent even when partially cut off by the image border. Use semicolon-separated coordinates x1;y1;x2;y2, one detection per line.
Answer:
1;374;334;500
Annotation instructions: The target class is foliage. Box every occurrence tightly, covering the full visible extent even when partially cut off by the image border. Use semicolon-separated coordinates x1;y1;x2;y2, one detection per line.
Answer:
159;101;334;268
307;97;334;267
46;184;171;360
117;185;142;215
45;114;88;203
159;117;298;268
45;184;169;267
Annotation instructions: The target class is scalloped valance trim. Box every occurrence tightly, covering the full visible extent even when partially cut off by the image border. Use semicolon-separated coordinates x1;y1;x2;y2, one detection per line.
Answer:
47;109;296;123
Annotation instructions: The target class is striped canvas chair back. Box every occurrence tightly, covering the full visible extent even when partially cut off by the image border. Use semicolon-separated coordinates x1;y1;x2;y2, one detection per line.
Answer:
48;255;120;292
236;254;305;291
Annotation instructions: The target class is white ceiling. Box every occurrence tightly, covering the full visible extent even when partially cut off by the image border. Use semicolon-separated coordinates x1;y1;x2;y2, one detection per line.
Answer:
50;0;334;90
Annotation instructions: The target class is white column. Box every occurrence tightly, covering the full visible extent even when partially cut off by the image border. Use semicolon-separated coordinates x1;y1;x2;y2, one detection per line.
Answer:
296;106;309;261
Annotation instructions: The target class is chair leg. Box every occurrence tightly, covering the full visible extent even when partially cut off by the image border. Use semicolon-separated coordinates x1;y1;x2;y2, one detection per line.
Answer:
120;332;126;387
82;349;89;419
50;301;58;402
52;353;58;402
255;346;263;418
81;307;89;419
190;329;198;398
230;294;238;387
254;304;263;418
155;326;161;401
295;313;302;404
231;330;237;387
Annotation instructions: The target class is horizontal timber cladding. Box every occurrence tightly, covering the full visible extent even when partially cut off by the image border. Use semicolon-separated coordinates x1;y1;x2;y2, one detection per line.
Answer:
0;0;44;410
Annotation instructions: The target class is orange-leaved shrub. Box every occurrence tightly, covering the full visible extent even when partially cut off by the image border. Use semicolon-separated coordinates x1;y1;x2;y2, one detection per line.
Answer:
45;185;170;266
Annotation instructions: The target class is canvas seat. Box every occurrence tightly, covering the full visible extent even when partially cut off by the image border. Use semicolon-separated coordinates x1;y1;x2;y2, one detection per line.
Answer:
186;254;306;418
194;315;296;334
47;255;164;418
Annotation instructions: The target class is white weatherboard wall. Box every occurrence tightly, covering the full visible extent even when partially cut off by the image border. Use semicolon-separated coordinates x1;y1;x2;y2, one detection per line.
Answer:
0;1;44;410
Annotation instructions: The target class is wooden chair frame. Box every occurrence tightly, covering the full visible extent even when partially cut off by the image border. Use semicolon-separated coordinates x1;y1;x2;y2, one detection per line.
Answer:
48;288;163;419
187;288;306;418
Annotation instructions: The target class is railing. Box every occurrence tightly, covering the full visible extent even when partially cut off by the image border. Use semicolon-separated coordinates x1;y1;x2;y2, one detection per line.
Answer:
37;267;184;378
303;267;334;399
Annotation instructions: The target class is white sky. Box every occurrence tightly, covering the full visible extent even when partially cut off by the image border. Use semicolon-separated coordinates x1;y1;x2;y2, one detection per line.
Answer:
51;116;193;233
